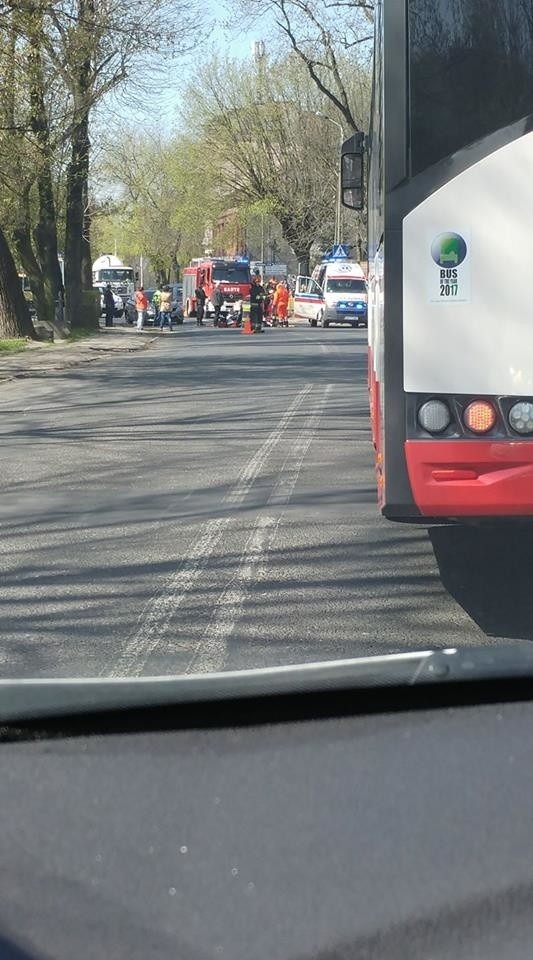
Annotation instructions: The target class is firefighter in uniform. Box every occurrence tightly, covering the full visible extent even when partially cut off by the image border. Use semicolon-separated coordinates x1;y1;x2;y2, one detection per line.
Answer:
195;282;207;325
250;272;266;333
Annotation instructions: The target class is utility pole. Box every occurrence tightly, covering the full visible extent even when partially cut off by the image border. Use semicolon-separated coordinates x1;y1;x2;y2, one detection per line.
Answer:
253;40;267;282
316;113;344;245
260;213;265;284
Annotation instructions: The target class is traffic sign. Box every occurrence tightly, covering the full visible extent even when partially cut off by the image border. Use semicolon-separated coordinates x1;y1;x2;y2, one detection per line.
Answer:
330;244;350;260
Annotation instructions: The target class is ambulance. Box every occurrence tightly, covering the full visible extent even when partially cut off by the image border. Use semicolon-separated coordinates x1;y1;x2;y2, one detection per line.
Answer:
293;245;367;328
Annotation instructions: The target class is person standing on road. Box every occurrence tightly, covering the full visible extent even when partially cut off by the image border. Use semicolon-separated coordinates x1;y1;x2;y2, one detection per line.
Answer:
195;282;207;326
159;285;173;331
104;284;115;327
263;276;276;325
135;286;148;332
152;287;162;323
273;280;290;328
212;281;224;327
250;272;266;333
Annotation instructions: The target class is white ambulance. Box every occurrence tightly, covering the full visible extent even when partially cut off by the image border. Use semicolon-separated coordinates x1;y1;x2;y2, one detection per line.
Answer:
293;248;367;328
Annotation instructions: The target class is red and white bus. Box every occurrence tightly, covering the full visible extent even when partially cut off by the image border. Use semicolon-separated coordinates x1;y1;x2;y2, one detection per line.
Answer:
182;257;251;317
342;0;533;520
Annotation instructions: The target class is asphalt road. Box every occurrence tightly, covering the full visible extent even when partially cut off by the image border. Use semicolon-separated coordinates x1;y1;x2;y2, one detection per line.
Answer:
1;320;531;679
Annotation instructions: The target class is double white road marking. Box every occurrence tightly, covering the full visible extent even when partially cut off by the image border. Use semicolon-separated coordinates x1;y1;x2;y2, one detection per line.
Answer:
186;385;332;674
106;385;313;677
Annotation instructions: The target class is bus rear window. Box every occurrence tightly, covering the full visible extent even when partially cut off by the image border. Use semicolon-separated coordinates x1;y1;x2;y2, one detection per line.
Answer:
409;0;533;174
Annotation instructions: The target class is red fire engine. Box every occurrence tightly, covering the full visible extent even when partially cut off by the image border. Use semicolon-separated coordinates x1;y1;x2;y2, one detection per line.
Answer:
182;257;252;317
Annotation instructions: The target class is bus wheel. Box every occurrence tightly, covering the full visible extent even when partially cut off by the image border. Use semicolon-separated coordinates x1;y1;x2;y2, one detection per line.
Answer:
311;316;318;327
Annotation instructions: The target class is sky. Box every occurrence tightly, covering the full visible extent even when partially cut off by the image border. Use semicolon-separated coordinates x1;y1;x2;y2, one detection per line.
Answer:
122;0;276;127
116;0;271;125
206;0;274;59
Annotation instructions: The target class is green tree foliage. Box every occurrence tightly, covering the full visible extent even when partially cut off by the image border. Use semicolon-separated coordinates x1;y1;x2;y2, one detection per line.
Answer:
185;52;370;271
0;0;199;335
92;134;229;282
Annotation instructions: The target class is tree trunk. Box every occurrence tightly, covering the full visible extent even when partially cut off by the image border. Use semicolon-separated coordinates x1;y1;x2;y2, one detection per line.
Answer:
65;110;95;329
12;221;51;331
296;253;310;275
33;173;64;321
288;244;311;275
12;188;57;329
0;225;36;339
28;33;64;318
64;0;97;330
276;213;311;275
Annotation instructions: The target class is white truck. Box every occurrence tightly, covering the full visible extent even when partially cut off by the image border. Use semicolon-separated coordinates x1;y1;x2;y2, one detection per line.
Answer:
92;254;135;317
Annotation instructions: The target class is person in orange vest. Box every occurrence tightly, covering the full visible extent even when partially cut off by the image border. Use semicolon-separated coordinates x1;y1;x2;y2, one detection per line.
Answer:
273;280;290;328
135;286;148;332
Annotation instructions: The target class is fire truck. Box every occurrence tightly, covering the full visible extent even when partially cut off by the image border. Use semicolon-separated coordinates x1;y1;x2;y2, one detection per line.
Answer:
182;257;252;317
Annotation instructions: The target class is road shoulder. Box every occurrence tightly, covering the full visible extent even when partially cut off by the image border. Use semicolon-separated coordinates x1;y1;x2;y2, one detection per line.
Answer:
0;326;158;385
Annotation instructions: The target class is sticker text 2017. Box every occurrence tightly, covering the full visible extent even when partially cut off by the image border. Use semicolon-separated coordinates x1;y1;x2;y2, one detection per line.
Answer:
440;267;458;297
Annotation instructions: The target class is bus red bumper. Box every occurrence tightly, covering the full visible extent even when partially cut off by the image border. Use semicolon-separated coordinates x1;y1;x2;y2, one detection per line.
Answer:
405;440;533;517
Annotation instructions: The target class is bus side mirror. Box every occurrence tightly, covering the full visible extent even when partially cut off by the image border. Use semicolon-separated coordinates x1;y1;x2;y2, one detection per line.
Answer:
341;132;365;211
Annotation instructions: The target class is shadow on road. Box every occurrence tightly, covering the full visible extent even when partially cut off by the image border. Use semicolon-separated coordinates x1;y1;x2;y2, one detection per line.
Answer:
429;523;533;642
0;933;45;959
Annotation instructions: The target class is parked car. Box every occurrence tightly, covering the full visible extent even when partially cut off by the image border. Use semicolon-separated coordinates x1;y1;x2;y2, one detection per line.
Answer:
125;289;183;326
170;300;184;325
125;289;156;325
172;283;183;307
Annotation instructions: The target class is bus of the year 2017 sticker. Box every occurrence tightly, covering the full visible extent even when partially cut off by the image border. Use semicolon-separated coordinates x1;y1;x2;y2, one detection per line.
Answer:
350;0;533;521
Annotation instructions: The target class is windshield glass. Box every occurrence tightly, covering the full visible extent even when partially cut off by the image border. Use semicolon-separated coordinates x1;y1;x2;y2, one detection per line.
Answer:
97;269;133;282
212;265;250;283
1;2;524;693
326;278;367;293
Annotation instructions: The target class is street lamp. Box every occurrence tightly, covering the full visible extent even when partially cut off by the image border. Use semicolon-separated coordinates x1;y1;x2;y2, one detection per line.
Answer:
254;40;267;282
316;112;344;246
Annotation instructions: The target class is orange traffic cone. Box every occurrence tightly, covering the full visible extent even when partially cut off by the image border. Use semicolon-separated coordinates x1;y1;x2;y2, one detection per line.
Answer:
241;301;253;335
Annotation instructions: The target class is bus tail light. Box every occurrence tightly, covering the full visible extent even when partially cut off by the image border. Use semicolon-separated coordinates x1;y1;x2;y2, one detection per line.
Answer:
508;402;533;435
463;400;496;434
417;399;451;434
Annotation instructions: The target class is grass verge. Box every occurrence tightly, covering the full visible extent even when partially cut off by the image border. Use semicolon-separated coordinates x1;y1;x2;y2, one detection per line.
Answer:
0;338;28;354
